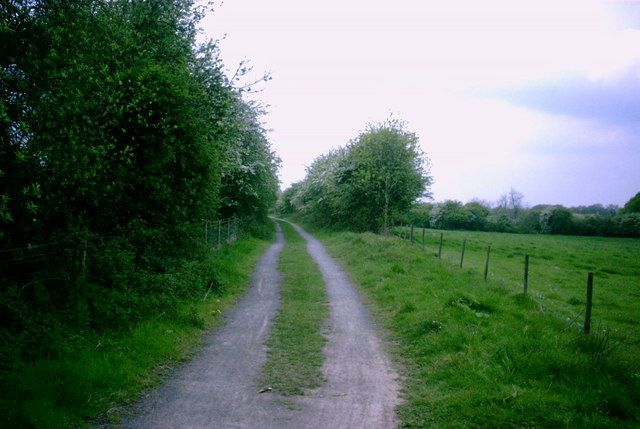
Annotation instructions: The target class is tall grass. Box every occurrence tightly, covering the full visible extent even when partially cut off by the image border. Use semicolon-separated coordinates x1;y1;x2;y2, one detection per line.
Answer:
318;231;640;428
0;235;272;428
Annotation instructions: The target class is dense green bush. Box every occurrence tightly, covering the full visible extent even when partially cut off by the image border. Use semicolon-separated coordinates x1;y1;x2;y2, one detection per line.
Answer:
0;0;278;368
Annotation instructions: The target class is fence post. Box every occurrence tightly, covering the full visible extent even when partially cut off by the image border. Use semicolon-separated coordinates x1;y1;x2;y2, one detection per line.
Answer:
235;217;238;240
484;246;491;281
438;232;443;259
460;239;466;268
584;272;594;334
523;255;529;295
410;225;414;245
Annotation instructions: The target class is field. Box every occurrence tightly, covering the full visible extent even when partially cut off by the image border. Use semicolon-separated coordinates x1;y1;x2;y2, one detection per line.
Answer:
396;227;640;350
317;228;640;427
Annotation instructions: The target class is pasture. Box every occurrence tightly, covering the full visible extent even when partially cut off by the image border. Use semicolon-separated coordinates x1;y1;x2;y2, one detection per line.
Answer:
398;227;640;349
318;228;640;427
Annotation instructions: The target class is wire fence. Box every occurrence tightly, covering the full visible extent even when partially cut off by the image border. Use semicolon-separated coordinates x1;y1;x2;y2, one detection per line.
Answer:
0;217;243;292
392;226;640;351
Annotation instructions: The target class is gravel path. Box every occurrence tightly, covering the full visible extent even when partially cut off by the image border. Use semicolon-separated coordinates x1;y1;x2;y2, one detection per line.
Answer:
121;222;401;428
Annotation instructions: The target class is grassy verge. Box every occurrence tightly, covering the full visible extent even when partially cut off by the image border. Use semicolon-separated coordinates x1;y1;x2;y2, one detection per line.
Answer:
0;235;272;429
260;221;329;395
317;230;639;428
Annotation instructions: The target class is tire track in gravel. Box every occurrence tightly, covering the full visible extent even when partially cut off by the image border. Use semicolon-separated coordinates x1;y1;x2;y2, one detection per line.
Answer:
120;221;401;428
284;221;402;429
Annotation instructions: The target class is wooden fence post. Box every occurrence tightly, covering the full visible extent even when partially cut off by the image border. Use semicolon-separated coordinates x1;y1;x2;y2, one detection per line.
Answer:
523;255;529;295
438;232;443;259
484;246;491;281
233;217;237;241
460;239;466;268
584;272;594;334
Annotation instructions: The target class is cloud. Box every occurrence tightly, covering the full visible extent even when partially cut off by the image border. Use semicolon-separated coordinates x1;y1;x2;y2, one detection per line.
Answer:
492;63;640;126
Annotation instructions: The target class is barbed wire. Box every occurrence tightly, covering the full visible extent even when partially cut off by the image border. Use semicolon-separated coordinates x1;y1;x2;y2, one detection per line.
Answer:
595;307;640;325
597;278;640;293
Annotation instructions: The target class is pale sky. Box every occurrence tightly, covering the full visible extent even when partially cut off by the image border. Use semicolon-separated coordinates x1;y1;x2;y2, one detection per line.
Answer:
199;0;640;207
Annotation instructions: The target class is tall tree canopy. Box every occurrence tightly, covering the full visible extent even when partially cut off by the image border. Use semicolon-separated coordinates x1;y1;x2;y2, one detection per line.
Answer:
279;119;431;232
0;0;279;365
620;192;640;214
340;120;431;232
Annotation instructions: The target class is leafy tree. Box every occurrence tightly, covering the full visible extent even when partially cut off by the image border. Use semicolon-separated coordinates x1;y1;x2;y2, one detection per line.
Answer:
338;120;431;232
408;203;433;228
464;201;490;230
217;96;280;223
515;209;542;234
276;182;303;216
430;201;471;230
620;192;640;214
612;213;640;237
292;148;348;226
541;206;574;235
0;0;279;366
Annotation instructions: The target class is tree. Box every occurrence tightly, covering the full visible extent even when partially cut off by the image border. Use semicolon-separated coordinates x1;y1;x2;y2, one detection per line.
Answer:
515;209;542;233
620;192;640;214
464;201;490;230
541;206;574;235
0;0;280;367
408;203;433;228
430;201;472;230
495;188;524;220
339;120;431;232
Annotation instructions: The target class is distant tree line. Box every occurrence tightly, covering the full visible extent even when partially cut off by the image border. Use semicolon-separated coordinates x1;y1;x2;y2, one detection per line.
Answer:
277;120;432;233
0;0;279;367
407;190;640;238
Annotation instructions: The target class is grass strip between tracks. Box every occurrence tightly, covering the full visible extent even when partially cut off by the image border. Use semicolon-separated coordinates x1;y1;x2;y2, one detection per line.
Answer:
260;221;329;395
316;230;639;428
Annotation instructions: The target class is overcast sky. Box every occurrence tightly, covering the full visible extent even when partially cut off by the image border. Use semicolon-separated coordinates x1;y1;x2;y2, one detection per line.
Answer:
199;0;640;207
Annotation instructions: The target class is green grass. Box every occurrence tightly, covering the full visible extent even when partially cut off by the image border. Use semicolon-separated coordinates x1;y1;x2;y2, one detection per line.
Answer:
397;227;640;348
0;235;272;429
317;230;640;428
260;221;329;395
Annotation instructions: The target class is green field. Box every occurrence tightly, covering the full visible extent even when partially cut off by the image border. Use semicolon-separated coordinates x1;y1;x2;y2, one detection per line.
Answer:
317;228;640;427
395;227;640;349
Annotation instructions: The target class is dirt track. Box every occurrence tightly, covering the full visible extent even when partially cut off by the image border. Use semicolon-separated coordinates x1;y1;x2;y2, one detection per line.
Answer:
121;221;401;428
